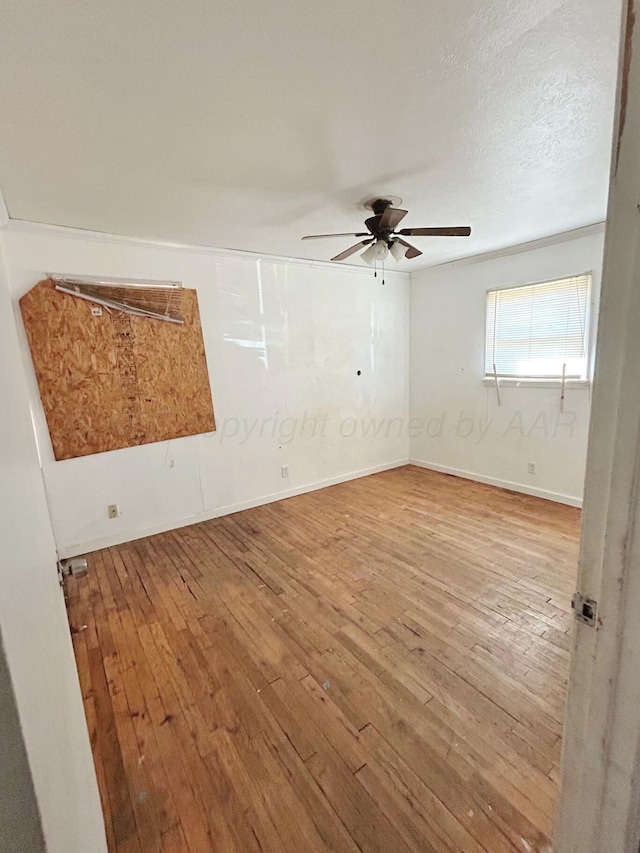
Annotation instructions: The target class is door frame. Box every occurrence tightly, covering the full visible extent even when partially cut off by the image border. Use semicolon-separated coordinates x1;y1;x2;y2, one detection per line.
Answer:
556;2;640;850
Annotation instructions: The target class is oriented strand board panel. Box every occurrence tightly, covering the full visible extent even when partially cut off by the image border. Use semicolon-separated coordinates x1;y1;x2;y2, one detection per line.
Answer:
20;279;216;460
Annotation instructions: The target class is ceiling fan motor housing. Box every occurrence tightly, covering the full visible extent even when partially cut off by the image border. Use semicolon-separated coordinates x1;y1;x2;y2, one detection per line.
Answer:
300;197;470;263
365;199;398;244
370;198;395;216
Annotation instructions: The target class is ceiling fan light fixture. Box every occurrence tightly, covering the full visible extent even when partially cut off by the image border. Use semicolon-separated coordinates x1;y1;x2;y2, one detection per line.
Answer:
374;240;389;260
390;241;407;262
361;243;378;265
362;240;389;265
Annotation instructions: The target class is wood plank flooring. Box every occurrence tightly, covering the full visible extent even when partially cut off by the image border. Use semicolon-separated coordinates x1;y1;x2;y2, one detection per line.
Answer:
65;465;579;853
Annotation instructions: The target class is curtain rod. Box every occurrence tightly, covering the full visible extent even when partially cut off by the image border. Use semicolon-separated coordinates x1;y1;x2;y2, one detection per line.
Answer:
50;273;182;289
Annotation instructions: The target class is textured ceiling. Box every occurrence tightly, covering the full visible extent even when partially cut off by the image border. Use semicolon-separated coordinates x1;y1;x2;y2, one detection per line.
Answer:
0;0;623;269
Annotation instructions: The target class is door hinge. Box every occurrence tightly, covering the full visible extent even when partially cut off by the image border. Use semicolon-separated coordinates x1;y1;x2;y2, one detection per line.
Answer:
571;592;598;627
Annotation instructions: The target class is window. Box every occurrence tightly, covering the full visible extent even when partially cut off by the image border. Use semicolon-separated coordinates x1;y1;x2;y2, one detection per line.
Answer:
485;273;591;380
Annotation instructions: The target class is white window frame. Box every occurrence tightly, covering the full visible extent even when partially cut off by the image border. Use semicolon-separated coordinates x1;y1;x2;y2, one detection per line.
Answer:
482;272;593;389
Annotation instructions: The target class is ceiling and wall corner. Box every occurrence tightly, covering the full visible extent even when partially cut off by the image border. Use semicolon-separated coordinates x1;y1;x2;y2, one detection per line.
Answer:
0;206;411;279
0;0;624;270
427;221;606;271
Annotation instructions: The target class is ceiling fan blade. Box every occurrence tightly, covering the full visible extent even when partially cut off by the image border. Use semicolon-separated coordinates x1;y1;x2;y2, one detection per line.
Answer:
302;232;369;240
397;226;472;237
379;207;408;230
331;240;373;262
396;238;423;259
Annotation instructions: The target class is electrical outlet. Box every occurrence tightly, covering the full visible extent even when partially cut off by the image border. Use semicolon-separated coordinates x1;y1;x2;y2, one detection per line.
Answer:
108;504;118;519
528;462;537;474
91;306;103;316
281;465;289;479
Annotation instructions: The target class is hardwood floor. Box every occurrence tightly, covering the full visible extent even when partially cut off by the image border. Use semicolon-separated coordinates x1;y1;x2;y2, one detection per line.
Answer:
65;465;580;853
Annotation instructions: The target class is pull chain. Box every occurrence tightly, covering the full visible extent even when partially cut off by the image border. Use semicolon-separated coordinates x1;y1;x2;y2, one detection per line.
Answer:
372;260;385;284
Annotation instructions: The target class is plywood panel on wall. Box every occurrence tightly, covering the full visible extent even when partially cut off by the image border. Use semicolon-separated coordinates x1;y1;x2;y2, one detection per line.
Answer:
20;279;216;460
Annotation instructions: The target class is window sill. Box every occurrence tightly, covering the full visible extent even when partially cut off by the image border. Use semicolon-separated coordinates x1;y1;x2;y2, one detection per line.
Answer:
481;377;590;390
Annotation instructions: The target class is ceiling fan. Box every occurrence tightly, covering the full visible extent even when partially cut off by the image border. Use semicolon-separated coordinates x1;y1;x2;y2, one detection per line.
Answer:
302;197;471;263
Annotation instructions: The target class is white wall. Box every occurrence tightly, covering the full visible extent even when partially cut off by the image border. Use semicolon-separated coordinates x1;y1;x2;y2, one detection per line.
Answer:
409;229;605;505
0;236;106;851
1;225;409;557
1;220;601;571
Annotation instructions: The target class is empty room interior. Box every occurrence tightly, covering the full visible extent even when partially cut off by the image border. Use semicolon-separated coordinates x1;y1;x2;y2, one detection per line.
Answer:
0;2;632;852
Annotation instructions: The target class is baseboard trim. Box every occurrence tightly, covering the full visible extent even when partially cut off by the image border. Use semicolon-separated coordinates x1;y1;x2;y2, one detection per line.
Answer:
409;458;583;508
59;458;409;558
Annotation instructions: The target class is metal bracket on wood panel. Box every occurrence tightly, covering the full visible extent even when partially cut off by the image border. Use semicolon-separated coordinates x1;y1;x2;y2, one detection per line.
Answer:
571;592;598;627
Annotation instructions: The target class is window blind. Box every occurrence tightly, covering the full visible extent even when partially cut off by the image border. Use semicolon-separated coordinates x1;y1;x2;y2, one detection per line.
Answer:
52;275;184;324
485;273;591;379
